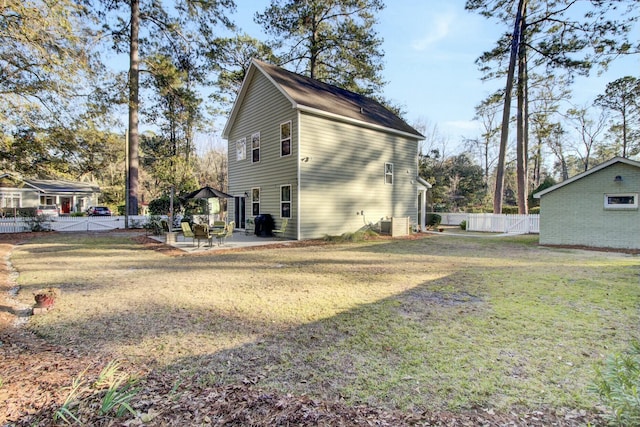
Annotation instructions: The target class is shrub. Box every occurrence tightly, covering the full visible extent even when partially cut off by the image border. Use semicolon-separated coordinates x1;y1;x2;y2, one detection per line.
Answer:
426;213;441;228
143;215;164;235
501;206;519;214
24;214;52;232
592;340;640;426
459;220;467;230
148;197;170;216
323;229;378;243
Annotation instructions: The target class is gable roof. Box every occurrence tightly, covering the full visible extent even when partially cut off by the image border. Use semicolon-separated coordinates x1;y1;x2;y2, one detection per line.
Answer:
0;173;100;194
533;157;640;198
223;59;424;140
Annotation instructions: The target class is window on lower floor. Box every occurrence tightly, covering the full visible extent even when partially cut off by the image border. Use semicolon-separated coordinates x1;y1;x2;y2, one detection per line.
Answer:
604;193;638;209
40;196;56;205
0;192;21;208
251;188;260;216
280;185;291;218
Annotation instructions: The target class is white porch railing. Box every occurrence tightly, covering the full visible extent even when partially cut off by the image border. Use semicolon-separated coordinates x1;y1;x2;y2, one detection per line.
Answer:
0;215;150;233
432;212;539;234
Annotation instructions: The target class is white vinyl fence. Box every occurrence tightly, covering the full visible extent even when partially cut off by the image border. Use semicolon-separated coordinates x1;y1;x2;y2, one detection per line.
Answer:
0;215;150;233
433;212;539;234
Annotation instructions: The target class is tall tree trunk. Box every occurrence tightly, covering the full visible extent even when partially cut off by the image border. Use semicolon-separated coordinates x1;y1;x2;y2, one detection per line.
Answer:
127;0;140;216
493;0;526;214
516;6;528;214
622;107;627;157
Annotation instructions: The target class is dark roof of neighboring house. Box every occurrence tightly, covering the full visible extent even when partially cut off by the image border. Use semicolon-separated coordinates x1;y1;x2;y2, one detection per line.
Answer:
533;157;640;198
0;173;100;194
223;59;424;140
24;178;100;194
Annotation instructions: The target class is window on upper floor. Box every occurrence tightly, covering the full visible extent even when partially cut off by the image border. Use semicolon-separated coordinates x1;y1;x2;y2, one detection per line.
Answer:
604;193;638;209
251;132;260;163
281;121;291;157
251;188;260;216
384;162;393;185
280;185;291;218
236;138;246;161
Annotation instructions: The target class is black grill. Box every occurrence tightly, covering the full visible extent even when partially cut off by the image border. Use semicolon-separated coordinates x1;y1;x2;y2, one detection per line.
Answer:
254;214;274;237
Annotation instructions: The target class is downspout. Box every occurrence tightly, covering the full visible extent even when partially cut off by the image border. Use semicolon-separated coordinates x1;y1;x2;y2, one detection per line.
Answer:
296;110;301;240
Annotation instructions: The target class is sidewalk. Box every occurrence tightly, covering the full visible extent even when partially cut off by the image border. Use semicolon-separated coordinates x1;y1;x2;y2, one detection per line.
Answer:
149;230;294;253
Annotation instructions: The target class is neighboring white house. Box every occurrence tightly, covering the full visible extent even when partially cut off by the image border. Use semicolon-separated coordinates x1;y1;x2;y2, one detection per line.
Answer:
222;59;427;240
534;157;640;250
0;173;101;214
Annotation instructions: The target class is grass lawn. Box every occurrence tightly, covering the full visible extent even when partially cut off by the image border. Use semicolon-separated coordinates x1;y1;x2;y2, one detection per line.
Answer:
11;232;640;414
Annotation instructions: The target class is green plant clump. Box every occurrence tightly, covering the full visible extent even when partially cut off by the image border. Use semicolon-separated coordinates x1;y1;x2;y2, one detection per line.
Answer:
592;340;640;426
427;213;441;228
24;214;52;232
323;229;377;243
54;360;138;424
459;220;467;230
143;215;164;235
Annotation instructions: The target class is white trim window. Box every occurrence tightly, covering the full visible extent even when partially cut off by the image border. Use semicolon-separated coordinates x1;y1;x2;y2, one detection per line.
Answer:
251;188;261;216
280;185;291;218
236;138;246;161
604;193;638;209
384;162;393;185
280;121;291;157
0;192;21;208
251;132;260;163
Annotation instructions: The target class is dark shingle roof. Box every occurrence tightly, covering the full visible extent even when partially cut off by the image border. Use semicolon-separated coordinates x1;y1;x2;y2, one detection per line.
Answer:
23;178;100;194
0;173;100;193
225;60;423;139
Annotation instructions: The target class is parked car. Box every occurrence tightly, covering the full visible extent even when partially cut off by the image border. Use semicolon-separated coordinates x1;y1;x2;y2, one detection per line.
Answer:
36;205;59;217
87;206;112;216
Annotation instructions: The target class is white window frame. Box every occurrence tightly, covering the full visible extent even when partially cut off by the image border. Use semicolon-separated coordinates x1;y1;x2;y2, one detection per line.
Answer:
384;162;393;185
280;121;292;157
604;193;638;209
251;132;260;163
236;138;246;161
0;192;21;208
40;196;56;205
251;187;261;216
280;184;291;218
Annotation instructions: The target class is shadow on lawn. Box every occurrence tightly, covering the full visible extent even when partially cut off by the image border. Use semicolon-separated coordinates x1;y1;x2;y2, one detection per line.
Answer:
13;232;628;417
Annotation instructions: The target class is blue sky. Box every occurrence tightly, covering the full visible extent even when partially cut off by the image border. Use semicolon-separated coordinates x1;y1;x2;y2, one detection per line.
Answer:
225;0;638;153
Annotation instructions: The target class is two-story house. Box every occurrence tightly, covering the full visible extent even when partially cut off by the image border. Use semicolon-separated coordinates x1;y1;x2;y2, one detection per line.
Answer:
222;59;427;240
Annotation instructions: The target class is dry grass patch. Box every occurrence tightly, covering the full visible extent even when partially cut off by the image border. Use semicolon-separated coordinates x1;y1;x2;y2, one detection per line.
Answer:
11;232;640;414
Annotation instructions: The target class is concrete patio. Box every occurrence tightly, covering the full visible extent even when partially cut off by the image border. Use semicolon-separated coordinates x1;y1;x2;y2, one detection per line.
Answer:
150;230;294;253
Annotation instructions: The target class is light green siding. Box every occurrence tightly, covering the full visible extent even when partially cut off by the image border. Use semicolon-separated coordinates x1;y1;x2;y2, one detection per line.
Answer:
226;68;420;240
539;163;640;249
298;112;418;239
226;71;298;238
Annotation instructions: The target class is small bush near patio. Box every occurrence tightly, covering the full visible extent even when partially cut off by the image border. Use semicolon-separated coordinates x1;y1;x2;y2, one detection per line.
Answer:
5;232;639;425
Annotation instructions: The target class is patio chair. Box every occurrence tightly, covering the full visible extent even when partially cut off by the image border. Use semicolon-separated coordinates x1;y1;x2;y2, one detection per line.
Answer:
214;221;235;246
245;218;254;235
272;218;288;238
193;223;213;248
212;220;226;232
180;222;195;246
